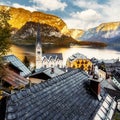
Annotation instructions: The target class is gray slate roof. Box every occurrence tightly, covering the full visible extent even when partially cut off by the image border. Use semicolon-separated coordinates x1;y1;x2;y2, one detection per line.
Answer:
3;55;31;77
31;67;65;78
5;69;116;120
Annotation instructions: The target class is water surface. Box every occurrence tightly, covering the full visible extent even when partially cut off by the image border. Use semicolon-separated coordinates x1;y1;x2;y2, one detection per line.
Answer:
8;44;120;66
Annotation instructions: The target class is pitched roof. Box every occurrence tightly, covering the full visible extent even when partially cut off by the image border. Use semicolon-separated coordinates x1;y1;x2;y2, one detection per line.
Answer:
30;67;65;78
3;55;31;77
68;52;88;61
43;53;63;60
5;70;116;120
2;68;29;88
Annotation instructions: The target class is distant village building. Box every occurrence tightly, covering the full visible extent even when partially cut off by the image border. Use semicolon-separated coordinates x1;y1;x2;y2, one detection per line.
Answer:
66;52;92;72
111;69;120;90
99;59;120;78
35;24;63;70
98;69;106;80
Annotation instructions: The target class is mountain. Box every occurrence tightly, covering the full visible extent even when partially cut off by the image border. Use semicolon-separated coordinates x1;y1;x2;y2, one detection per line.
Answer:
79;22;120;44
66;29;84;39
0;5;66;31
0;5;85;46
0;5;83;39
1;5;118;46
12;21;82;46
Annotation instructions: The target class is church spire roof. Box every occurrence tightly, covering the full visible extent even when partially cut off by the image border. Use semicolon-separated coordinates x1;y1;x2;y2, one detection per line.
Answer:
36;23;41;46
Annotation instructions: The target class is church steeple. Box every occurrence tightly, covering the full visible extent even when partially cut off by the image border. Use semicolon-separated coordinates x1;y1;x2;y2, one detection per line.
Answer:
36;23;42;69
36;23;41;46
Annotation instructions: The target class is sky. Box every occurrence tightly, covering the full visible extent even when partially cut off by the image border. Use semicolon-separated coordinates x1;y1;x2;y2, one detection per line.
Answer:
0;0;120;30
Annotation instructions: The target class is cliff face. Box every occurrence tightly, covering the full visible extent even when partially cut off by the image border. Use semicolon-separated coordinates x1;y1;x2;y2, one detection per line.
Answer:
68;29;84;39
12;21;80;46
0;5;84;39
0;5;67;33
96;22;120;32
0;5;82;45
79;22;120;43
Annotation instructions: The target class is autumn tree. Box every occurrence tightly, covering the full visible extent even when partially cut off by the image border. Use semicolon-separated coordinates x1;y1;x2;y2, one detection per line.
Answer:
0;9;11;56
0;9;12;78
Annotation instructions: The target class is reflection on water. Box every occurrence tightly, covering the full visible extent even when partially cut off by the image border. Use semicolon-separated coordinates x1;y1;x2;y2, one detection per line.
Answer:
8;45;120;65
8;45;35;63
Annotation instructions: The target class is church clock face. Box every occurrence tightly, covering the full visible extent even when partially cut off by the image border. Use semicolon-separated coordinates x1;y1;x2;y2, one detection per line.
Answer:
37;51;40;54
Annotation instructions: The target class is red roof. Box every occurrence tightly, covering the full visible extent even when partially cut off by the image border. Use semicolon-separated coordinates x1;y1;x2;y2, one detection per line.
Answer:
3;68;29;88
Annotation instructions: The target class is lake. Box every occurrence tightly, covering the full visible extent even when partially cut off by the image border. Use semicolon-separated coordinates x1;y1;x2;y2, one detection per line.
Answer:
8;44;120;66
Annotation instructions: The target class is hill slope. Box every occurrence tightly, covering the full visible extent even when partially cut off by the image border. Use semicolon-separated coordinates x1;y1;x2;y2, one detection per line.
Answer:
79;22;120;43
12;22;81;46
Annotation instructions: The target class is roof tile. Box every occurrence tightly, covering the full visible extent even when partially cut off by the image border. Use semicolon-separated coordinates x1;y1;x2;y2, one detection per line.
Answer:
5;69;116;120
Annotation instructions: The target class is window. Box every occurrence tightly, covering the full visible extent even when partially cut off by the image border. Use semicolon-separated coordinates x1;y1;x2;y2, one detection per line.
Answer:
85;61;88;64
76;60;80;64
80;65;84;70
81;60;84;64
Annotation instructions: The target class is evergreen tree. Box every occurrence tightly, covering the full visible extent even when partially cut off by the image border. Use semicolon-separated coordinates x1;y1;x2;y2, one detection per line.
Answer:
23;56;30;68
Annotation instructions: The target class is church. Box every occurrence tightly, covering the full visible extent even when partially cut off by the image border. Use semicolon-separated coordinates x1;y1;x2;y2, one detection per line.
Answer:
35;24;63;70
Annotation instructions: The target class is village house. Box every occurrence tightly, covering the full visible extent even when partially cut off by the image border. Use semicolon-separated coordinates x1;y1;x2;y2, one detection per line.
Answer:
0;54;32;99
66;52;93;72
3;55;31;77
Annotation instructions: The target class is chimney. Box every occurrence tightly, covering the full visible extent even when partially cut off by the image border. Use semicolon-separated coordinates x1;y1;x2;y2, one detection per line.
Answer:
51;67;54;74
65;66;68;72
89;78;102;100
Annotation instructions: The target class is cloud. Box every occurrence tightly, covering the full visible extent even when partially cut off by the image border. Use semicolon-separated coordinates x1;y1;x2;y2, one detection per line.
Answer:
0;1;11;6
101;0;120;22
12;3;36;12
64;9;101;30
73;0;103;10
0;1;37;12
30;0;67;11
65;0;120;29
70;9;101;22
64;18;100;30
73;0;120;22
